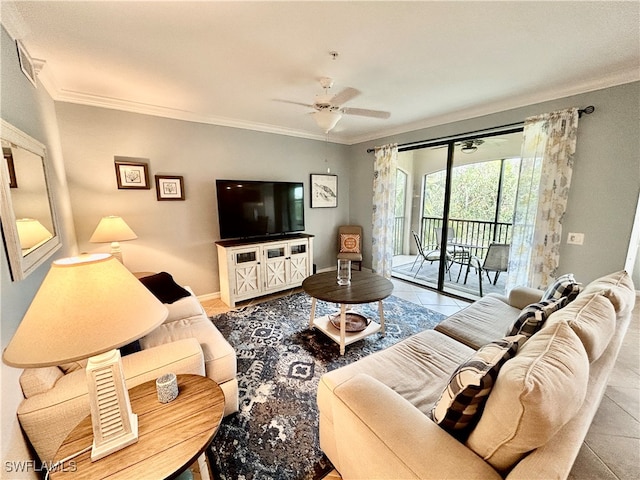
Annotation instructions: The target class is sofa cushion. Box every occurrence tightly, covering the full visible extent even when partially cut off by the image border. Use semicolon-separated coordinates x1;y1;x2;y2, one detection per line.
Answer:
547;292;616;363
432;335;525;439
20;367;64;398
541;273;581;303
164;292;205;323
139;271;191;304
434;295;523;350
319;329;475;426
141;315;237;385
466;321;589;473
506;297;568;338
580;270;635;315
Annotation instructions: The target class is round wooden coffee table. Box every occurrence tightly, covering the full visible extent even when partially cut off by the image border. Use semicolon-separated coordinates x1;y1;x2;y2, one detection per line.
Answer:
302;270;394;355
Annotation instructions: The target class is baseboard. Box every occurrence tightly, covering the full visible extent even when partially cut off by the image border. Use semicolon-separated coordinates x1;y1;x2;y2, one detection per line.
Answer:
197;291;221;302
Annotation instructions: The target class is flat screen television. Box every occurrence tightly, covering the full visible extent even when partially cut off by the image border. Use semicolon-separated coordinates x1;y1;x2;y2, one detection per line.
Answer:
216;179;305;239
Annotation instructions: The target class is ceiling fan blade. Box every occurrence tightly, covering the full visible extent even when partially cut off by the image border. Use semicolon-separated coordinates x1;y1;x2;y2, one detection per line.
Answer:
330;87;360;106
342;107;390;119
273;99;315;109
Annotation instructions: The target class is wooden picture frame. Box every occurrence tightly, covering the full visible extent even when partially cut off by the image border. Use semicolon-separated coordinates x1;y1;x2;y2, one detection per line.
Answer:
4;147;17;188
155;175;185;201
114;158;150;189
310;174;338;208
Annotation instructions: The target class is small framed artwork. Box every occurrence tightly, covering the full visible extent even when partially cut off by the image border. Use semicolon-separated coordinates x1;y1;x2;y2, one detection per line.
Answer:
310;174;338;208
114;158;150;189
4;147;17;188
155;175;185;201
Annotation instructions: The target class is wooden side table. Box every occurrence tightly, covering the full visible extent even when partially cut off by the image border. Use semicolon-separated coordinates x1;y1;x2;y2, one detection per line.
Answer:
50;374;225;479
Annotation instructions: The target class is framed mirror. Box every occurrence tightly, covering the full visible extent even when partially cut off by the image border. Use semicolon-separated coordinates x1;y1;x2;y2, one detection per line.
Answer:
1;119;61;281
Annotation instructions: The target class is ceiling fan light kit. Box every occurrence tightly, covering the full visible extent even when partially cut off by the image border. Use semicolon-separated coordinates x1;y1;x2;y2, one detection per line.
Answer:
314;110;343;133
282;73;391;133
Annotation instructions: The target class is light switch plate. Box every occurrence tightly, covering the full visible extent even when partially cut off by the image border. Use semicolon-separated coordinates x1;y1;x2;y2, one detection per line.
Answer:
567;232;584;245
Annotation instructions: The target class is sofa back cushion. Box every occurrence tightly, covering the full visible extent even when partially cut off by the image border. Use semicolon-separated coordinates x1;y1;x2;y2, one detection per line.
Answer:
466;321;589;473
506;297;567;338
580;270;635;316
431;335;525;439
547;292;616;363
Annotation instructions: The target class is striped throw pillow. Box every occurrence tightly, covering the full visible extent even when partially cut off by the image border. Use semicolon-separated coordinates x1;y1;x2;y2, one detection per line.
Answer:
507;297;568;338
542;273;581;303
431;335;525;439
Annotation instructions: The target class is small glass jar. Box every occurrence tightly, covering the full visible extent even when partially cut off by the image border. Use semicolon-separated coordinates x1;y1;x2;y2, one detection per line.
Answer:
337;259;352;285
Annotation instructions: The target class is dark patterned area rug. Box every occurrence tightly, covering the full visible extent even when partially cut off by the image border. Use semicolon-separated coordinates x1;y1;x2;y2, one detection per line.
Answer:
208;292;446;480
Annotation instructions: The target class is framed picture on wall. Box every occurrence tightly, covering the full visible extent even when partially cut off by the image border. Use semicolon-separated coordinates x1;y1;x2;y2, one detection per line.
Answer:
310;174;338;208
155;175;185;201
114;157;150;189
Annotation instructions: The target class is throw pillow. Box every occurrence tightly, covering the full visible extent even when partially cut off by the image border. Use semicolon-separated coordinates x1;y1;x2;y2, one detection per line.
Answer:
541;273;581;303
139;272;191;304
340;233;360;253
466;321;589;473
507;297;568;338
431;335;525;440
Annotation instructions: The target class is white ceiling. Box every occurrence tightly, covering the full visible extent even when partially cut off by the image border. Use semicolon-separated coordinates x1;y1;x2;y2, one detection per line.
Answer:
3;1;639;144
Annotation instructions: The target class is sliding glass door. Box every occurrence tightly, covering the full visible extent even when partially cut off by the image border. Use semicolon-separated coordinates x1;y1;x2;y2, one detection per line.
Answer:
392;130;523;299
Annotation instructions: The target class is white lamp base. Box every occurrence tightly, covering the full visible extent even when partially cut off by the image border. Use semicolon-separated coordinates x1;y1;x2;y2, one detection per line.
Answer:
110;241;124;263
86;349;138;461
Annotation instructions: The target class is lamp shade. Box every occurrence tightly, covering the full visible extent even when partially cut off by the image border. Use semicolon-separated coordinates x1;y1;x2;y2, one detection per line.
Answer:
3;253;167;368
16;218;53;249
90;216;137;243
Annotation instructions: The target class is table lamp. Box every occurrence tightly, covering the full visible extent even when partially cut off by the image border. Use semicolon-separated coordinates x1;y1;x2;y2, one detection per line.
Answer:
89;216;137;263
16;218;53;250
2;253;168;461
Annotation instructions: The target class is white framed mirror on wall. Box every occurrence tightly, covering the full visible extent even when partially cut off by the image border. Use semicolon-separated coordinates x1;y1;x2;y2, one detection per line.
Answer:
1;119;61;281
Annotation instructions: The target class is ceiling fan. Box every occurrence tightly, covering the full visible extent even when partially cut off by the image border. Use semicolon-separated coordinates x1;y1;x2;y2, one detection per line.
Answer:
280;77;391;133
433;138;507;153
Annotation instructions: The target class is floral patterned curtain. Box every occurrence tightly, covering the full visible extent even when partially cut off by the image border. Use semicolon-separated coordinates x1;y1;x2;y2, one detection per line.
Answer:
371;143;398;277
506;108;579;291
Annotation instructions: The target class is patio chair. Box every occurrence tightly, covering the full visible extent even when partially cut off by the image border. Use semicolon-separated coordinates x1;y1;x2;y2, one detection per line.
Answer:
410;230;452;279
436;227;470;282
464;243;510;296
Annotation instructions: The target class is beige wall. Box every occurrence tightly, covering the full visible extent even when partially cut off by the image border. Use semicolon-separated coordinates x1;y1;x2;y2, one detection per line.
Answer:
55;103;352;296
348;81;640;284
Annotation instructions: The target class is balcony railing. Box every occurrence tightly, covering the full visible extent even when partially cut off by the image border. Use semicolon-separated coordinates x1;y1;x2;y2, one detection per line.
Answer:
393;216;405;255
419;216;512;259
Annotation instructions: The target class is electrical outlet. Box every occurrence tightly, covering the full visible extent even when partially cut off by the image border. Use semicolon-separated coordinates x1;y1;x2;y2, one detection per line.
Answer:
567;233;584;245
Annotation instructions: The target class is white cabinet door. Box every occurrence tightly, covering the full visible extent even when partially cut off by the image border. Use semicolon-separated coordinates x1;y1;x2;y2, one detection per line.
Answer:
288;240;309;283
233;247;261;299
263;243;288;291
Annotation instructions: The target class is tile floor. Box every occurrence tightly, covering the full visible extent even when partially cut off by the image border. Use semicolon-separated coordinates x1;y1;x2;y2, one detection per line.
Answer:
201;278;640;479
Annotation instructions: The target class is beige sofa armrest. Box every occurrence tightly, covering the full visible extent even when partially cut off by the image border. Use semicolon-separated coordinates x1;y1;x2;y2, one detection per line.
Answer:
331;374;501;480
17;338;205;463
508;286;544;310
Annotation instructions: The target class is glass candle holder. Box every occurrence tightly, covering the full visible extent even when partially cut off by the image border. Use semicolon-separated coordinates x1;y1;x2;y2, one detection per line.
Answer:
337;259;352;285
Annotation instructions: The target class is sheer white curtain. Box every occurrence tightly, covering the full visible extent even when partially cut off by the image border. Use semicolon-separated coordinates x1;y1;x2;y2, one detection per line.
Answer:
506;108;579;291
371;143;398;277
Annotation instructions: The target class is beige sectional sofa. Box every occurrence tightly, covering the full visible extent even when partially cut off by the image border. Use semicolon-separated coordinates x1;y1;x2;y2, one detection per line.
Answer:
317;271;635;479
16;285;238;464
